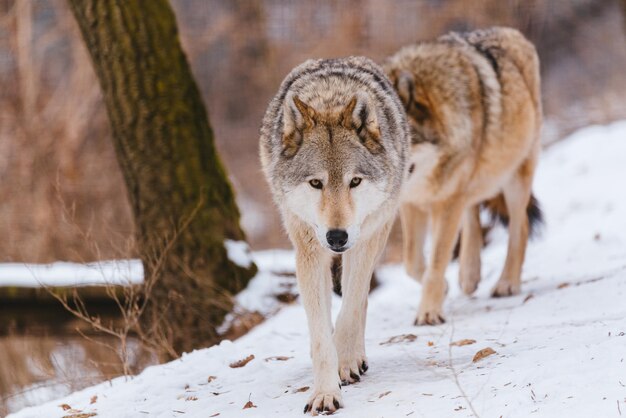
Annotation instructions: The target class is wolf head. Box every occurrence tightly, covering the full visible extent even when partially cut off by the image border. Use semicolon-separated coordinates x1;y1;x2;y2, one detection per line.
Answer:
386;68;441;146
275;92;390;253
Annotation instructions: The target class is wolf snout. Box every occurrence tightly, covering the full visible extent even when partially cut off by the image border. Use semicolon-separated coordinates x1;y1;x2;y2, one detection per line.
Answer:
326;229;349;252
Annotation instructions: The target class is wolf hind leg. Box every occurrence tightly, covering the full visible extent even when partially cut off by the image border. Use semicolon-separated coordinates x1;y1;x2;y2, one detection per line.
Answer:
492;161;534;297
400;203;428;282
459;204;482;295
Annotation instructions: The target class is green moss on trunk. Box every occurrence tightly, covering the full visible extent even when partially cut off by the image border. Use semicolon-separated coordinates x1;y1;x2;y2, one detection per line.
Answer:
68;0;257;356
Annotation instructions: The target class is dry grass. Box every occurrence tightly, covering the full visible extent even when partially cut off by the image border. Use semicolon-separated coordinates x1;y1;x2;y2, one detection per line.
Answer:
0;0;133;263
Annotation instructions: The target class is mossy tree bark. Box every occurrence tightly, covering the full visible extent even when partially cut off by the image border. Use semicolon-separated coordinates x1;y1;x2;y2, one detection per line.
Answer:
68;0;257;357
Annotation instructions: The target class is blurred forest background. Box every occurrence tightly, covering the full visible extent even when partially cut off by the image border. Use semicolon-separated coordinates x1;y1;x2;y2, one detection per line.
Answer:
2;0;626;265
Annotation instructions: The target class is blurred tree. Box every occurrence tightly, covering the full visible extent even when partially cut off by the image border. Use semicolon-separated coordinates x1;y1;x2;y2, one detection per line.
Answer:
67;0;257;357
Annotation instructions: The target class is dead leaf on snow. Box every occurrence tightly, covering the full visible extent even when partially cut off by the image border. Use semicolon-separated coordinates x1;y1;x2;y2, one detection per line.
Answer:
451;339;476;347
264;356;293;362
210;414;220;417
90;395;97;404
230;354;255;368
523;293;534;303
185;396;198;401
275;292;298;303
60;404;72;411
62;414;97;418
294;386;310;393
557;282;570;289
380;334;417;345
427;341;434;347
473;347;497;362
379;391;391;399
243;400;257;409
208;375;217;383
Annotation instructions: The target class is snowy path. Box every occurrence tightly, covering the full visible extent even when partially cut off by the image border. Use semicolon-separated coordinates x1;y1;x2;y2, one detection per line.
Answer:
10;122;626;418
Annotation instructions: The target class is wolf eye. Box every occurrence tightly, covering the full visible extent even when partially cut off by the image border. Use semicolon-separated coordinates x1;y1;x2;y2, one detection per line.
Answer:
350;177;362;188
309;179;323;189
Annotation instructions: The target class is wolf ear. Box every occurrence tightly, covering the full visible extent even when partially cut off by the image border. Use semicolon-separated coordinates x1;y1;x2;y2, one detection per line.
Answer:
341;93;383;154
394;70;414;108
282;95;317;158
394;70;430;123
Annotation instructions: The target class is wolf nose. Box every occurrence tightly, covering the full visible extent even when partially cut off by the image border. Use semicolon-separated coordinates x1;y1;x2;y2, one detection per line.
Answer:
326;229;348;250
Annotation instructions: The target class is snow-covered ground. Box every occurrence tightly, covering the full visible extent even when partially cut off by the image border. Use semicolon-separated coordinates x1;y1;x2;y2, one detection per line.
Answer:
0;260;143;287
9;121;626;418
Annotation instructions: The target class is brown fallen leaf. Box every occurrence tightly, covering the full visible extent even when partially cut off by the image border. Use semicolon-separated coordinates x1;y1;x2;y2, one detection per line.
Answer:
473;347;497;362
230;354;255;368
221;312;265;341
208;375;217;383
243;400;257;409
186;396;198;401
264;356;293;362
450;339;476;347
380;334;417;345
557;282;570;289
90;396;97;404
523;294;534;304
62;414;97;418
294;386;310;393
60;404;72;411
427;341;434;347
379;391;391;399
210;414;220;417
276;292;298;303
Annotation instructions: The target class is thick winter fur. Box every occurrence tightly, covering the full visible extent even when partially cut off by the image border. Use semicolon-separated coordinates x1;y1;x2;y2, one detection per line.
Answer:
384;27;542;325
260;57;410;414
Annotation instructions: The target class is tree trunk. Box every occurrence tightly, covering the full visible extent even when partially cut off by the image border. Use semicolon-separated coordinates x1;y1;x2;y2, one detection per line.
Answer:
68;0;257;357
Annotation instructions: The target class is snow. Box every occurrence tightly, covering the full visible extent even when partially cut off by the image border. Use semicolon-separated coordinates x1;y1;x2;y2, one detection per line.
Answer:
0;240;260;288
224;239;254;269
9;121;626;418
218;250;297;334
0;259;143;287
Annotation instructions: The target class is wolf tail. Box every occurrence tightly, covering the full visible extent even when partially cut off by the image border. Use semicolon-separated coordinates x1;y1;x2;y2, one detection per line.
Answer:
482;192;544;238
452;193;542;259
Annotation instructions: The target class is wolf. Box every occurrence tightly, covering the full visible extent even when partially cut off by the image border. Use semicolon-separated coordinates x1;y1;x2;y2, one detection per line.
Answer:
384;27;542;325
260;57;410;414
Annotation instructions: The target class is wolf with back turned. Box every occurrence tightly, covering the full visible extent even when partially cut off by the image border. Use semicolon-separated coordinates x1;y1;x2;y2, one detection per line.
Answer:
384;27;543;325
260;57;410;414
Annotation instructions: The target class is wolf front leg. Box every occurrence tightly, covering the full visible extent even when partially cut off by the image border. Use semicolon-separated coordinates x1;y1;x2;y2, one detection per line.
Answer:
334;220;393;385
288;218;343;415
400;203;428;282
416;198;466;325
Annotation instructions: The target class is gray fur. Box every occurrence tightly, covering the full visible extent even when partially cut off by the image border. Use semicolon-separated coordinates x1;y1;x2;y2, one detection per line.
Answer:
260;57;409;204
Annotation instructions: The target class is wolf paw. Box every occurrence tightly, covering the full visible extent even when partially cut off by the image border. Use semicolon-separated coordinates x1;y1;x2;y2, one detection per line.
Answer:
406;264;425;283
491;280;521;297
414;308;446;326
459;275;480;295
303;388;343;415
338;357;368;386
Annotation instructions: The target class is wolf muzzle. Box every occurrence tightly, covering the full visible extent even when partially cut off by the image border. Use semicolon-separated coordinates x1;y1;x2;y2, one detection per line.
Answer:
326;229;349;252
